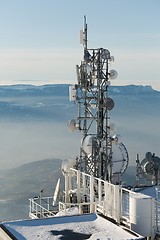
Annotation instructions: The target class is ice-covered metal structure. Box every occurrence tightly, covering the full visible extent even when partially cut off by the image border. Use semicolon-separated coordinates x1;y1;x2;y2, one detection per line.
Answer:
28;16;160;240
136;152;160;186
69;16;128;183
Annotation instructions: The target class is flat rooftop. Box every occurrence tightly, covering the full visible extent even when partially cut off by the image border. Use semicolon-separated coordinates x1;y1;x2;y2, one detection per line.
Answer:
0;213;144;240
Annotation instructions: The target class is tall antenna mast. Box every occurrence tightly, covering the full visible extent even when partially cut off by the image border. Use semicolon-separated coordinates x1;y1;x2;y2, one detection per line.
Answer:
84;15;87;49
80;15;87;49
69;17;129;182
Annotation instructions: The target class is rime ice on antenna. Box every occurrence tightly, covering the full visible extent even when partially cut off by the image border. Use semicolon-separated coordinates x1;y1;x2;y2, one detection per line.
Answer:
69;16;128;183
80;15;87;49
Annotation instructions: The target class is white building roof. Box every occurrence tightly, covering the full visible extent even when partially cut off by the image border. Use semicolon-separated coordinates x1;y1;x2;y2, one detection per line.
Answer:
0;213;144;240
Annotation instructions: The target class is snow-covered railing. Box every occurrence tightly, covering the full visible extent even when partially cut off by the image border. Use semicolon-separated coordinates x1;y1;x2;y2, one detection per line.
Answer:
68;168;121;223
58;201;92;215
66;168;155;238
29;197;57;219
29;168;159;238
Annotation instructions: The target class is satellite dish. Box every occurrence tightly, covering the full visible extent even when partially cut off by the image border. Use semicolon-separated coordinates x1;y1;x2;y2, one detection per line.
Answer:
109;70;118;79
105;97;114;111
53;178;60;206
111;142;129;175
81;135;97;155
141;152;160;180
101;49;110;60
67;119;77;132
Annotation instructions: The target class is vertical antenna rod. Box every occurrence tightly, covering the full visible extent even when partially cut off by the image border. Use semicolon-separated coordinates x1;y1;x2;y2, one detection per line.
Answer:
84;15;87;49
80;15;87;49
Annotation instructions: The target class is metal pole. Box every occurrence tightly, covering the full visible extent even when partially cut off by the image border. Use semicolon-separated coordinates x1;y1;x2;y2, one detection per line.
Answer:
155;186;159;232
40;189;43;218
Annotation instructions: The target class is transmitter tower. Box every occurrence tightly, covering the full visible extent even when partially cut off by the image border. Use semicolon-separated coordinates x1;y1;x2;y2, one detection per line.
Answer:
69;16;128;182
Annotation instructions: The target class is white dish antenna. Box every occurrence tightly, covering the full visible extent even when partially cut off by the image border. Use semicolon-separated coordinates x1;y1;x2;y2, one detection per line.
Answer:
141;152;160;180
81;135;97;155
111;142;129;175
53;178;60;206
109;70;118;79
67;119;77;132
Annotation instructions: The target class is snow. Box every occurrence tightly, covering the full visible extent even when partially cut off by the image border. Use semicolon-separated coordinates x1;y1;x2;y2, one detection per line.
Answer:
2;213;143;240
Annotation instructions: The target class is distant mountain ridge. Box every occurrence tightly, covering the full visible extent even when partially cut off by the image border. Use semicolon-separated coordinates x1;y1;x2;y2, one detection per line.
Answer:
0;84;69;97
109;84;156;95
0;84;158;97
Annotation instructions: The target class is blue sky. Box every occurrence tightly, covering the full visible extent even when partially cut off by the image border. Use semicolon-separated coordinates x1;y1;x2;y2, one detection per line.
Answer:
0;0;160;89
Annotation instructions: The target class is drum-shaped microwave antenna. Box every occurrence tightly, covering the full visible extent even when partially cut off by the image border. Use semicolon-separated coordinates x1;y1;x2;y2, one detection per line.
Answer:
101;49;110;60
109;70;118;79
68;119;77;132
141;152;160;180
81;135;97;155
105;97;114;111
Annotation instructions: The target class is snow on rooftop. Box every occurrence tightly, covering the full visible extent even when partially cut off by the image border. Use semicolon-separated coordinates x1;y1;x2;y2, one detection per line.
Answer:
1;213;143;240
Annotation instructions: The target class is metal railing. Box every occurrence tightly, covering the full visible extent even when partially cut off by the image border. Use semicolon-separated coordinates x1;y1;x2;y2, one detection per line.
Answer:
29;196;57;219
58;201;92;216
29;168;160;238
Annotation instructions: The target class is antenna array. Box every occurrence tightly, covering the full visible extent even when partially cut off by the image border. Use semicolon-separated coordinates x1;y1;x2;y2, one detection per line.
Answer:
69;16;128;182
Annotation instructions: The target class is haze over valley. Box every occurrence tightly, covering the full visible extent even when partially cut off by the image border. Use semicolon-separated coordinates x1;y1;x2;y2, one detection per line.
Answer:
0;84;160;221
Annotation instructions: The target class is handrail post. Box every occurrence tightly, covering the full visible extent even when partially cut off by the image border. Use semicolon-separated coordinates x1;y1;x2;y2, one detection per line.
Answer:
90;175;94;213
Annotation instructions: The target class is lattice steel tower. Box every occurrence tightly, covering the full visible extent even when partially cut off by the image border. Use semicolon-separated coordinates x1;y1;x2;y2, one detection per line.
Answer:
69;16;128;182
